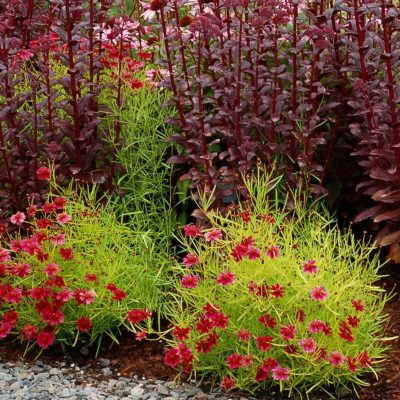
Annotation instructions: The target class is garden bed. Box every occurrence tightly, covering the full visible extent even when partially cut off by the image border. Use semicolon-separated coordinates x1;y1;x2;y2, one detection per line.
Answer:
1;266;398;400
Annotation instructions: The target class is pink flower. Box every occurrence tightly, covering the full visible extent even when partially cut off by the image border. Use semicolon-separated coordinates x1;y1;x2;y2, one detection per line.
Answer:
308;320;325;334
181;274;199;289
50;234;66;246
10;212;25;226
299;337;317;353
237;329;252;341
183;224;202;237
74;289;96;305
310;286;328;301
302;259;318;273
216;271;235;286
44;263;59;277
135;331;147;341
11;262;31;277
204;229;222;242
55;288;73;304
0;249;10;262
182;253;200;267
247;247;262;260
56;212;72;224
279;324;297;340
272;365;290;381
220;375;236;391
328;351;345;366
77;317;92;332
42;202;57;214
5;288;23;303
36;167;51;180
266;245;280;258
21;325;38;340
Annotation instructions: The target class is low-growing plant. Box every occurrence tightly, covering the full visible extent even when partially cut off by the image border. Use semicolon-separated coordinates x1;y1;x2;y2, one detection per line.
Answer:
135;172;390;396
0;169;167;354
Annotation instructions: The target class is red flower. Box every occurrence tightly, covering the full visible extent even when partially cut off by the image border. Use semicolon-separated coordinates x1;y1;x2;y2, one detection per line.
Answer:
36;167;51;180
127;308;152;324
137;51;152;60
226;353;245;369
338;320;354;343
112;288;127;302
129;79;144;90
0;249;10;262
302;259;318;274
266;245;279;258
0;323;12;339
196;332;219;354
347;315;360;328
181;274;199;289
255;366;269;382
310;286;328;301
44;263;59;277
279;324;297;340
247;247;262;260
308;320;325;334
285;344;298;355
21;325;38;340
204;229;222;242
77;317;92;332
256;335;273;351
36;218;53;229
240;211;251;223
351;299;365;312
258;313;277;329
346;356;359;372
85;274;99;283
60;247;74;261
37;330;55;348
358;351;371;367
182;253;200;267
296;309;306;322
11;262;31;277
270;283;284;298
2;310;18;325
42;202;57;214
183;225;202;237
164;348;181;368
220;375;236;391
216;271;235;286
173;326;190;341
54;197;67;209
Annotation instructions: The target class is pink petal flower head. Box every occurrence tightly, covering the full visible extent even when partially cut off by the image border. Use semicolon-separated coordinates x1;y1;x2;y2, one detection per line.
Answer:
77;317;92;332
183;224;202;237
308;319;325;334
55;288;73;304
11;262;31;277
42;202;57;214
10;212;25;226
328;350;345;366
204;229;222;242
310;286;328;301
0;323;12;339
56;212;72;224
279;324;297;341
182;253;200;267
0;249;10;262
74;288;96;305
181;274;199;289
135;330;147;341
237;328;252;341
302;259;318;274
220;375;236;391
266;245;280;259
299;337;317;353
216;271;235;286
164;348;181;368
272;365;290;381
50;234;66;246
54;197;67;209
36;167;51;180
21;325;39;341
44;262;59;277
247;247;262;260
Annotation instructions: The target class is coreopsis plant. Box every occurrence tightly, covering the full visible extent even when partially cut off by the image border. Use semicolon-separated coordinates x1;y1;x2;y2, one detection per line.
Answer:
147;173;389;395
0;168;162;354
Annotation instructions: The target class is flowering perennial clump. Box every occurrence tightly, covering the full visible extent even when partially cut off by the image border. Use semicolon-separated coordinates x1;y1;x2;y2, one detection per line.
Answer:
132;178;389;395
0;170;160;351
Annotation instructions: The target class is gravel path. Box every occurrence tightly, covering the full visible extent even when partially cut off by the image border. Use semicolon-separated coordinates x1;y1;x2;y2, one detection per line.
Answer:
0;358;254;400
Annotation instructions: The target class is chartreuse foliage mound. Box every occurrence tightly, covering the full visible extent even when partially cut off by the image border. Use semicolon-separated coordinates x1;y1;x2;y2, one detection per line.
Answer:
0;179;167;354
145;173;390;397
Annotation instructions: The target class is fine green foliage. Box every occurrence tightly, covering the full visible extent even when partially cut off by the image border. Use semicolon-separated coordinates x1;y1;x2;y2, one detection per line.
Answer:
0;182;168;354
155;173;390;396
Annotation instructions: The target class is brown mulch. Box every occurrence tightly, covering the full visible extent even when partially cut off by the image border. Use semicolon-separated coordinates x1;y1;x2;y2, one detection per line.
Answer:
0;266;399;399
